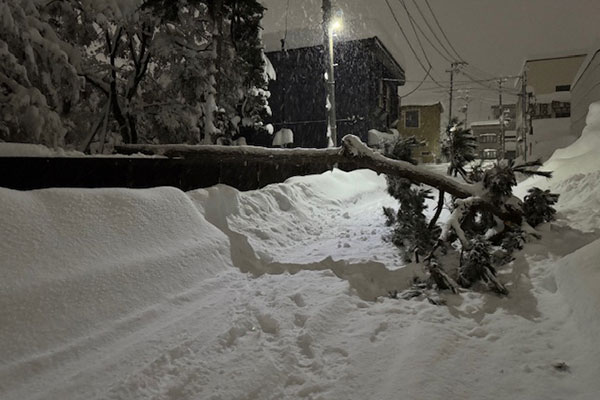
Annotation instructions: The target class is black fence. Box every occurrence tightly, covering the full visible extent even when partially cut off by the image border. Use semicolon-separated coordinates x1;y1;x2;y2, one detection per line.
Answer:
0;157;342;192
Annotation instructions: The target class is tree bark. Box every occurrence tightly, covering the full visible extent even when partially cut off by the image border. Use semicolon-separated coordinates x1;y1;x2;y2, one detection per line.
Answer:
115;134;521;224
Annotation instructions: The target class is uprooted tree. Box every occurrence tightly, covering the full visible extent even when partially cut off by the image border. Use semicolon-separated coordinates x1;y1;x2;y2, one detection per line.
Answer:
118;134;560;296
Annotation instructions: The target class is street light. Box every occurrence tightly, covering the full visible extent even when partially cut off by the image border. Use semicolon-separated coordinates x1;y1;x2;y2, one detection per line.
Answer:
326;16;342;146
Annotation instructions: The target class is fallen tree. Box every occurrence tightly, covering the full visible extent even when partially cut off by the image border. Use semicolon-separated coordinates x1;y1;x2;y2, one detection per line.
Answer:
117;135;473;197
118;135;558;295
117;135;518;223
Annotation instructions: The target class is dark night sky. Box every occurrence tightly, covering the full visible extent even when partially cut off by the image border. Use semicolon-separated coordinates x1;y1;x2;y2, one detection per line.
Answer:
260;0;600;122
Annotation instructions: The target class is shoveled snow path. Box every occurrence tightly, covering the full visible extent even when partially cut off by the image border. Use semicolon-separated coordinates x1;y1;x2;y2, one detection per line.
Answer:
2;167;600;399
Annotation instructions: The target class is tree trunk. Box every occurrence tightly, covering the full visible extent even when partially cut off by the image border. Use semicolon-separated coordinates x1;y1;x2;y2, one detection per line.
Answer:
115;134;522;224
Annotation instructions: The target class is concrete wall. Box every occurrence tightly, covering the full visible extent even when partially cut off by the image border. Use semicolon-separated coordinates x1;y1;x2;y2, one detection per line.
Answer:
525;55;586;95
571;49;600;137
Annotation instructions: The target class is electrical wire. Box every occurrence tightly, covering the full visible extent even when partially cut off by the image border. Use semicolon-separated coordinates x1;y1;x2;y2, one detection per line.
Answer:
410;0;457;62
383;0;445;88
423;0;465;62
399;0;434;67
400;66;433;99
397;0;455;64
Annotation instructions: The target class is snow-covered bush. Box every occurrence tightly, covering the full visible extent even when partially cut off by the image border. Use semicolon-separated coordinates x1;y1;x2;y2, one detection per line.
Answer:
384;136;439;261
458;236;508;295
522;187;559;227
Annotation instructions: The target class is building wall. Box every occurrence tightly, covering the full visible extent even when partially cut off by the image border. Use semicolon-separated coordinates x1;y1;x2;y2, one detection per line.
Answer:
266;37;403;148
396;104;442;163
471;123;501;159
571;49;600;137
525;55;586;95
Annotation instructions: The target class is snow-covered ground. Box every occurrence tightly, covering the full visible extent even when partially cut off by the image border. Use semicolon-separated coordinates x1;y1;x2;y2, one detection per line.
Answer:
2;105;600;399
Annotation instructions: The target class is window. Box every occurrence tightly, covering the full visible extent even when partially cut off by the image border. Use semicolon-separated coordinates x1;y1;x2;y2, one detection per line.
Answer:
555;84;570;92
552;101;571;118
479;133;497;143
482;149;497;159
405;110;419;128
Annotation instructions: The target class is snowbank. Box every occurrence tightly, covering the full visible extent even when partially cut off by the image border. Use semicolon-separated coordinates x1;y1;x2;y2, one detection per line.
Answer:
516;102;600;231
528;117;577;163
555;238;600;341
0;186;232;365
0;142;85;157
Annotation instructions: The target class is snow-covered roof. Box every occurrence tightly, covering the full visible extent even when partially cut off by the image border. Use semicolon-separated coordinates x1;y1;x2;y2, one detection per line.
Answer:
470;120;500;127
400;101;444;111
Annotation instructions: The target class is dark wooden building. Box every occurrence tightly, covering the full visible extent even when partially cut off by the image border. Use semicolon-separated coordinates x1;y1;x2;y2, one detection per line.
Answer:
265;36;405;148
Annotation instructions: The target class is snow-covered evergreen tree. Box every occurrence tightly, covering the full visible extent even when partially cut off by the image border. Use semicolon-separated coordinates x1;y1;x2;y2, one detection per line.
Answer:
0;0;83;147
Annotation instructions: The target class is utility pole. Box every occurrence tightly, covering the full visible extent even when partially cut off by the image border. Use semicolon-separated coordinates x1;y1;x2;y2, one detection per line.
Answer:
520;70;528;161
322;0;337;147
446;61;467;128
497;77;507;159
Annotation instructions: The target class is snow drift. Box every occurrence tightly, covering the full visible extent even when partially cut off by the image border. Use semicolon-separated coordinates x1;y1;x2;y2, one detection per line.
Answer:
0;186;232;365
2;102;600;399
515;101;600;232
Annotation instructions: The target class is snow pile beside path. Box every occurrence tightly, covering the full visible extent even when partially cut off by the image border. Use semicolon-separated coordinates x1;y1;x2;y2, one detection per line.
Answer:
0;142;85;157
529;118;577;163
190;168;404;266
0;187;232;364
516;102;600;232
555;238;600;342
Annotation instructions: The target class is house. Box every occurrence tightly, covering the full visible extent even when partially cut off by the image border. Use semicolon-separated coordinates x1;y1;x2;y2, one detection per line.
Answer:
396;102;443;163
571;45;600;137
470;120;502;160
515;53;587;158
263;36;405;148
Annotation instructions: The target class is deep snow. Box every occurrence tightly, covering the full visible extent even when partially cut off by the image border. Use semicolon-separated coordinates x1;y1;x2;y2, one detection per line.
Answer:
2;105;600;399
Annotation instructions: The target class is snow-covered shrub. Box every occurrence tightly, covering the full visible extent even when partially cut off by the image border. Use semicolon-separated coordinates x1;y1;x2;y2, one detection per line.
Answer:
382;206;396;227
459;236;508;295
482;161;517;203
522;187;559;227
384;136;439;261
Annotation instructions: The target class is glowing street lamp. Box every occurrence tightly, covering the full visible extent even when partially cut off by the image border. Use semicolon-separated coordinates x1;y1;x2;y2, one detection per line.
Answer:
326;15;342;146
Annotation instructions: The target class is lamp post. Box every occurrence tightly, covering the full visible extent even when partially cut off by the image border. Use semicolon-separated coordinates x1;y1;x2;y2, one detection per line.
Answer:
322;0;342;147
327;18;342;146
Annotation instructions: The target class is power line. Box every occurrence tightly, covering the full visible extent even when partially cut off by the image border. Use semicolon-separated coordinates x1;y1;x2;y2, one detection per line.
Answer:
399;0;434;67
400;66;433;99
383;0;445;88
423;0;464;62
409;0;457;62
397;0;455;64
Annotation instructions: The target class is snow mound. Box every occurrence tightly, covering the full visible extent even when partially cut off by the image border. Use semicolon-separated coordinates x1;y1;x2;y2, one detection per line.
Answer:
516;101;600;232
555;238;600;342
0;186;232;364
529;118;578;163
0;142;85;157
188;169;427;299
